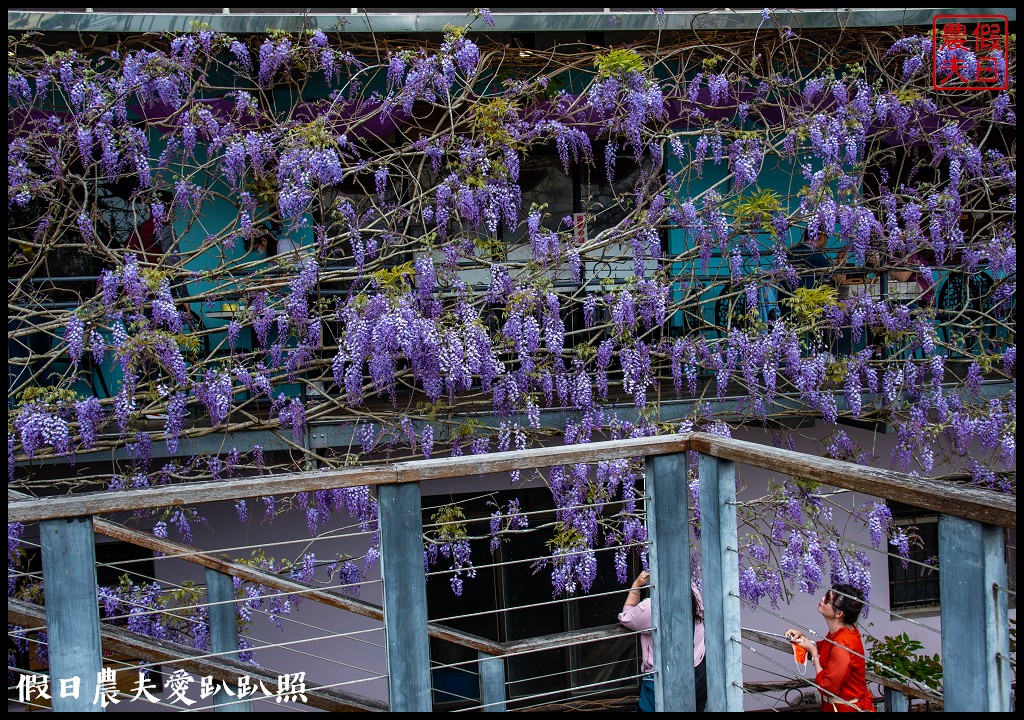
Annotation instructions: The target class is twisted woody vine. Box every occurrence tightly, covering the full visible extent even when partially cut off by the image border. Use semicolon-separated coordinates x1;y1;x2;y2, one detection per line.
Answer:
7;9;1015;664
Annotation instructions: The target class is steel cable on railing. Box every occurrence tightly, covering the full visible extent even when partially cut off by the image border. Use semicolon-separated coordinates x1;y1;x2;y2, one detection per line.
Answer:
729;490;948;576
12;612;183;687
86;572;382;628
85;524;379;570
12;555;387;679
141;624;388;676
433;625;649;710
7;533;41;548
9;593;387;686
420;488;543;515
725;509;945;635
29;494;648;577
413;623;650;709
739;502;949;579
239;625;386;678
739;680;786;712
729;592;941;700
8;621;49;636
739;647;834;710
183;697;318;713
431;578;654;626
994;582;1016;599
731;554;942;637
13;500;651;625
993;583;1017;673
7;563;223;650
421;494;650;532
505;655;637;688
425;671;485;704
7;697;52;712
422;682;479;706
743;654;814;684
240;606;386;651
9;553;376;614
11;576;389;676
424;641;639;681
498;683;639;713
11;533;391;698
731;633;876;712
466;670;650;713
423;538;651;580
7;524;382;629
11;620;387;712
172;677;379;713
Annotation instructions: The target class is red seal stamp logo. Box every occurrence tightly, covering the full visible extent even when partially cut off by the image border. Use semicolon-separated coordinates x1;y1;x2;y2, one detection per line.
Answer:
932;15;1010;91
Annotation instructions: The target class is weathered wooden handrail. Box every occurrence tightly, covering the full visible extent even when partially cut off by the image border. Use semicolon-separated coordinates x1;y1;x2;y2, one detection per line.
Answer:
687;435;1016;529
7;433;1015;528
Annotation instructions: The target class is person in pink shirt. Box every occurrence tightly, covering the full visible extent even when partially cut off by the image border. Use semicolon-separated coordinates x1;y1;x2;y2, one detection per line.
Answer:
618;569;707;712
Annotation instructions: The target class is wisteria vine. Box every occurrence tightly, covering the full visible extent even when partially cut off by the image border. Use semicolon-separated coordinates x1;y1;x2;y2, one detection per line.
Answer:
7;10;1016;658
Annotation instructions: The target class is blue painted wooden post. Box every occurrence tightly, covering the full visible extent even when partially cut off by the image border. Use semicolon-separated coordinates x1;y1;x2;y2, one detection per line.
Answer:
205;568;251;712
938;515;1011;712
645;453;695;712
378;482;432;711
476;651;506;712
698;454;744;712
883;687;909;712
39;516;103;712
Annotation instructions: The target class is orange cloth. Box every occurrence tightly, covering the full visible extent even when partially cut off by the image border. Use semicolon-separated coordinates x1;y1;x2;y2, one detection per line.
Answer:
814;626;876;712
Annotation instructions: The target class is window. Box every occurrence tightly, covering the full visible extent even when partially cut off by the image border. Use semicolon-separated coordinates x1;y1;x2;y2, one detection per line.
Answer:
887;502;940;612
887;502;1016;614
424;487;639;709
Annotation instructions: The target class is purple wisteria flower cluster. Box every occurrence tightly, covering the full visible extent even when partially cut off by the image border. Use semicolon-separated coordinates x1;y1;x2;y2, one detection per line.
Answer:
7;20;1015;625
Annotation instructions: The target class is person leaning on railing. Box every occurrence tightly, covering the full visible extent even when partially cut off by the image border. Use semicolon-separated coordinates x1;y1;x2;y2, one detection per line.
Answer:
618;569;707;712
785;584;877;712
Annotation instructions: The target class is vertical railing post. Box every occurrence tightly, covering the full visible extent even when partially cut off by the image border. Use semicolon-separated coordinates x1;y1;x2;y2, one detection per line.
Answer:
476;651;506;712
645;452;695;712
39;516;104;712
698;454;743;712
378;481;432;711
205;568;251;711
938;515;1011;712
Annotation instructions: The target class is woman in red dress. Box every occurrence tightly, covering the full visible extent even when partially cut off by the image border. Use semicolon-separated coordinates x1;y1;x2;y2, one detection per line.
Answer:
786;584;876;712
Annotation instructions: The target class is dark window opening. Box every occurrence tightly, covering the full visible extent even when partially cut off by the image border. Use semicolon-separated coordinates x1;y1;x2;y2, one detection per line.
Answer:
887;501;1016;613
424;486;639;709
887;501;940;611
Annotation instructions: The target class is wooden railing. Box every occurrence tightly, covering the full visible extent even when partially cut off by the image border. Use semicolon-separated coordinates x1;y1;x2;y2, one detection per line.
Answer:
8;433;1015;712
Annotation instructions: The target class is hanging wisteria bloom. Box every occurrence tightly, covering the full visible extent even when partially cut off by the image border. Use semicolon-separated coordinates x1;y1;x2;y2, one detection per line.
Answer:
4;21;1015;622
